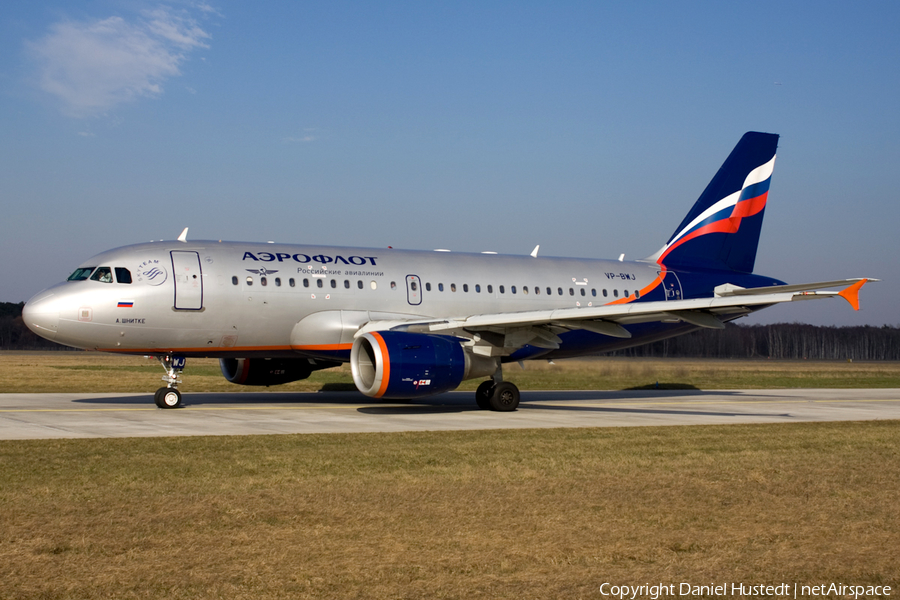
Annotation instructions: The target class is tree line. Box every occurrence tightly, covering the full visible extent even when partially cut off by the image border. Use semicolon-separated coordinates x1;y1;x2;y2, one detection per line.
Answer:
2;302;898;359
606;322;900;360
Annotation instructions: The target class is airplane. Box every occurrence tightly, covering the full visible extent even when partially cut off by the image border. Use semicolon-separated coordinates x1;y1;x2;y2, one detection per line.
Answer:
22;132;874;410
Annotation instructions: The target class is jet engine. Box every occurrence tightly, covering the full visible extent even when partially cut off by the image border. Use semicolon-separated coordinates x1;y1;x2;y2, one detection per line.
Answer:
351;331;497;399
220;357;316;386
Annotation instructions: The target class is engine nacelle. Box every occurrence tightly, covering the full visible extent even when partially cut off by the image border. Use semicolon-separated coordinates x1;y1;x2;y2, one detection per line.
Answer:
351;331;497;399
220;358;314;386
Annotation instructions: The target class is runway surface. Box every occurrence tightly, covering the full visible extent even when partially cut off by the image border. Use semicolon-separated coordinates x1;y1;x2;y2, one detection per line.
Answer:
1;388;899;440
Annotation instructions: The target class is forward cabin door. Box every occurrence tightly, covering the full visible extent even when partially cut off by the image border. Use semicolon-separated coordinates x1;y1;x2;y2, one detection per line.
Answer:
406;274;422;306
171;251;204;310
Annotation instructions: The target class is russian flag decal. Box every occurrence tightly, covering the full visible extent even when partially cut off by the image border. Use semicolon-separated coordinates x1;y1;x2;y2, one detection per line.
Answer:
117;300;134;308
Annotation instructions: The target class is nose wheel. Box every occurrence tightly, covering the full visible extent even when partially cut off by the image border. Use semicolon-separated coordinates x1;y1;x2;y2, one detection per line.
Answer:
154;355;185;409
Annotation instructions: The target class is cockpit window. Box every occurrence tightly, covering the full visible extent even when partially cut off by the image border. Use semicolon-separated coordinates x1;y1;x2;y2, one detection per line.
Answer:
90;267;113;283
67;267;96;281
115;268;132;284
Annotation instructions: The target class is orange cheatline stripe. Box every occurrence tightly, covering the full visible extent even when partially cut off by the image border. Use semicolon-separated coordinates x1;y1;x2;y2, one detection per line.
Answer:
608;266;666;306
291;343;353;351
98;345;295;354
371;332;390;398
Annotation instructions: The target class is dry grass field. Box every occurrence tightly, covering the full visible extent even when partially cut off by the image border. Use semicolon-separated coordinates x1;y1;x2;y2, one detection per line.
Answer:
2;351;900;393
2;352;898;598
0;422;897;599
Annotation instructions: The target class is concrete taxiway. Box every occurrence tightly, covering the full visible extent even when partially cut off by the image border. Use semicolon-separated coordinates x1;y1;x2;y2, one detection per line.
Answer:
1;388;898;440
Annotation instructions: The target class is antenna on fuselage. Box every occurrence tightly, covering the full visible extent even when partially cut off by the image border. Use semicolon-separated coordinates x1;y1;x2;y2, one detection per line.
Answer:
531;245;540;258
177;227;189;242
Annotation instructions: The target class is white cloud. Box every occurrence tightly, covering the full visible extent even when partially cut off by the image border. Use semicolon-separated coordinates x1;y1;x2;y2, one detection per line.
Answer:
27;6;211;117
284;128;321;143
284;135;317;143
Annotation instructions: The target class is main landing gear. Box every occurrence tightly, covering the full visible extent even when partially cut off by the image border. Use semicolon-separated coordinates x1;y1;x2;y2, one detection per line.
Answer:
475;369;520;412
154;354;185;409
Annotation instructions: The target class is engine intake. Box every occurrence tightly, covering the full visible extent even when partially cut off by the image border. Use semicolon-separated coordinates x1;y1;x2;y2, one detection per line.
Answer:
351;331;496;399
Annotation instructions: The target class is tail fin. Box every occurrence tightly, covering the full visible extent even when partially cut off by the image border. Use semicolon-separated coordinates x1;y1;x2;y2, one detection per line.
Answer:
650;132;779;273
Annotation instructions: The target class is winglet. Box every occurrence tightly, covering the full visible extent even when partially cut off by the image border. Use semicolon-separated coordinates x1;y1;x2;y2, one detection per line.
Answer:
531;245;539;258
177;227;189;242
838;279;868;311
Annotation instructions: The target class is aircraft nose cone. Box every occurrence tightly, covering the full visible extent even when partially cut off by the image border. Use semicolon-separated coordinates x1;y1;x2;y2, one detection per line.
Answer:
22;292;60;341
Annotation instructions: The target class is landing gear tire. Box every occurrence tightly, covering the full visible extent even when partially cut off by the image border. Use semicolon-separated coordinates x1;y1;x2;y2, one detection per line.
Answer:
489;381;519;412
475;381;495;409
155;387;183;409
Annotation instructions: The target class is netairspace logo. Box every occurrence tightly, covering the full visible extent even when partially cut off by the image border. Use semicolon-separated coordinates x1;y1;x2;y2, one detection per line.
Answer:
599;582;892;599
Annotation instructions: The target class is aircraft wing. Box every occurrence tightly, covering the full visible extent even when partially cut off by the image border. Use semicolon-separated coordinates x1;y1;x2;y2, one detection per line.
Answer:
355;278;874;355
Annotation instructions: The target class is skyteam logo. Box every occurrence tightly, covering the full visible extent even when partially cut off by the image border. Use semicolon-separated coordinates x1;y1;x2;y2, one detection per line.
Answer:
136;259;168;286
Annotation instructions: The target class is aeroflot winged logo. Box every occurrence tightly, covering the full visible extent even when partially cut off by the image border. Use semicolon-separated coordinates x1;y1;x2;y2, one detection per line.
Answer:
242;251;378;266
656;155;775;266
136;259;168;286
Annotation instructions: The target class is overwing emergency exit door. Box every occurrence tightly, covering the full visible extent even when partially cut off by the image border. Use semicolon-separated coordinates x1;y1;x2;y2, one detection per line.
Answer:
171;251;203;310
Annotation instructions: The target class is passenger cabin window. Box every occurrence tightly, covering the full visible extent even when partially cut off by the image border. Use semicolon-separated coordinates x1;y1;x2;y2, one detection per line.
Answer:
67;267;96;281
90;267;113;283
344;280;350;289
114;268;132;284
580;288;585;296
613;289;619;297
557;287;563;295
511;286;517;294
475;284;481;293
535;286;540;295
487;285;493;293
303;279;309;287
261;277;267;286
246;276;253;286
603;289;608;297
463;284;469;292
439;283;444;292
546;287;552;295
290;278;296;287
331;279;337;289
317;279;323;288
451;283;457;292
635;290;640;299
499;285;505;294
358;280;363;289
275;277;281;287
232;276;239;285
426;282;432;291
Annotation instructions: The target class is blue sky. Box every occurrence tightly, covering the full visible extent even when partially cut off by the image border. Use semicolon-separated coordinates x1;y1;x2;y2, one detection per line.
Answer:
2;1;897;326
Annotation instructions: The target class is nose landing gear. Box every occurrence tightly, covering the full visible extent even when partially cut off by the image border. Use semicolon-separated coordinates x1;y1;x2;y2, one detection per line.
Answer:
154;355;185;408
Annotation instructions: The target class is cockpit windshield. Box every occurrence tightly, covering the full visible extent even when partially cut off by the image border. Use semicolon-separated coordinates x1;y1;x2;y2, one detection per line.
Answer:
67;267;96;281
90;267;114;283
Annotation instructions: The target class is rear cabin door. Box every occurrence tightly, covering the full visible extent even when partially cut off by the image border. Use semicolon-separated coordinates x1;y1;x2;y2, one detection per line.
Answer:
658;270;683;301
171;251;203;310
406;275;422;306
